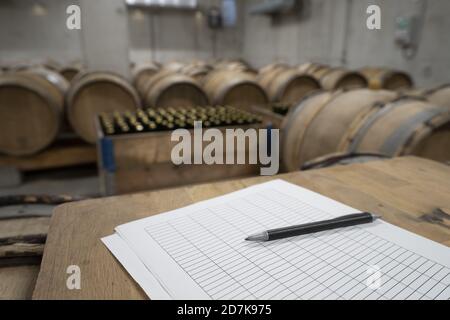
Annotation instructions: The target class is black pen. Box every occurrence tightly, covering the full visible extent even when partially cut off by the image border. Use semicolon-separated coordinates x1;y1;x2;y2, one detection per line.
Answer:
245;212;380;242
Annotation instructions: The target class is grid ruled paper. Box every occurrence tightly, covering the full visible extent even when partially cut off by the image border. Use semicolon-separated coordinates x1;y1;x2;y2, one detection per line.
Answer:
104;180;450;300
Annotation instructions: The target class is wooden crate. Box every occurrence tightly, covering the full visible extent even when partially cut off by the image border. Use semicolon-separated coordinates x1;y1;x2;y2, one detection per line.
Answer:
249;105;285;129
96;119;277;195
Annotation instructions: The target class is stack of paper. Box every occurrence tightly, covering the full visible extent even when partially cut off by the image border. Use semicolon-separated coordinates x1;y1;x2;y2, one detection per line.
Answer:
102;180;450;300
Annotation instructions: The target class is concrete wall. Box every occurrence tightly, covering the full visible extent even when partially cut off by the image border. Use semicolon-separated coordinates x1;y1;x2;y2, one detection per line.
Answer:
128;0;244;64
1;0;449;86
0;0;244;67
0;0;83;65
242;0;450;87
80;0;131;77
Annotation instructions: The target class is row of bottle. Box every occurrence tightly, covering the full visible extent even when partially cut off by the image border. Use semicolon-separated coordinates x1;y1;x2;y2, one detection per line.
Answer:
99;106;263;136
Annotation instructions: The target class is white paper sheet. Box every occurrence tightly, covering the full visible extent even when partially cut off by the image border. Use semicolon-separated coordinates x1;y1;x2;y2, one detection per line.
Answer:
103;180;450;300
102;234;171;299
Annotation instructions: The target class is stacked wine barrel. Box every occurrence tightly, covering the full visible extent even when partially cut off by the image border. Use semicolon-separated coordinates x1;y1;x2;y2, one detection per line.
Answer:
132;62;209;109
258;63;321;105
281;89;450;171
298;63;368;90
4;58;450;165
213;59;256;74
360;67;414;90
201;59;267;108
203;69;268;108
132;59;268;109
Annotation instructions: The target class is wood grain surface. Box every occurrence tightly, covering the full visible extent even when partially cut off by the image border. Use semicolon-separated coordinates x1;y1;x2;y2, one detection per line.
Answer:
0;265;40;299
0;143;96;172
33;157;450;299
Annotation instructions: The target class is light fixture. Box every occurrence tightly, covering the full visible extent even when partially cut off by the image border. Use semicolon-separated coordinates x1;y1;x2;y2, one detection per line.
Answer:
31;3;48;16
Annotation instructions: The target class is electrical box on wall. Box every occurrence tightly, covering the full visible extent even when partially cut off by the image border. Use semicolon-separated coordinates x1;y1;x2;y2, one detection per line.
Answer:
248;0;302;16
221;0;237;27
206;0;237;30
207;7;223;30
125;0;198;10
395;15;419;58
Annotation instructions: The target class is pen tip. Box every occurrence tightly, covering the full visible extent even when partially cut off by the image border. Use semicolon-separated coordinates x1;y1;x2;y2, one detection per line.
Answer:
245;233;267;242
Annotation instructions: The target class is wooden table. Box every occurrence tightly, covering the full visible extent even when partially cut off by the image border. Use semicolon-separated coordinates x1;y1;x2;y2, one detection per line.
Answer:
33;157;450;299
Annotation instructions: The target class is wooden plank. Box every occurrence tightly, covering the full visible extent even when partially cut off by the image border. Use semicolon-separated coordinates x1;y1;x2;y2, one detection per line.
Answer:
33;156;450;300
0;265;40;299
0;144;96;172
0;243;44;266
0;218;48;267
0;217;50;242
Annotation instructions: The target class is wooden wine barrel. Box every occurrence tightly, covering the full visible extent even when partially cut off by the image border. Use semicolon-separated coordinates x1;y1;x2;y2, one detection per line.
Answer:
42;59;62;72
298;63;368;90
360;67;413;90
0;73;64;155
60;63;84;82
301;152;390;171
345;98;450;162
319;68;368;90
204;70;268;108
132;62;161;96
298;62;328;75
259;62;290;75
144;72;208;108
67;72;141;143
8;62;36;72
281;89;397;171
214;59;255;74
259;68;321;104
18;67;69;96
162;61;185;73
180;63;212;83
424;84;450;110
